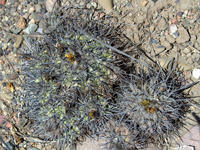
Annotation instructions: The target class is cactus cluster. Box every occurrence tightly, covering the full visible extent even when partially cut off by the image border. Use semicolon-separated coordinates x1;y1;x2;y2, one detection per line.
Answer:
18;5;125;149
101;63;199;149
17;3;199;150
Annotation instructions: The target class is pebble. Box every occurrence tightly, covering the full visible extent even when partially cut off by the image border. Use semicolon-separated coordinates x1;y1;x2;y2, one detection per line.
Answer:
177;11;183;19
172;31;179;38
24;23;38;34
98;0;113;12
142;0;149;7
0;60;5;64
29;6;35;13
171;18;178;24
35;4;41;13
13;28;22;34
169;24;178;34
165;34;175;43
32;12;41;22
158;17;168;30
28;18;35;25
16;17;27;29
193;69;200;79
4;33;13;43
10;7;17;15
40;8;46;15
176;26;190;44
45;0;57;12
15;35;23;48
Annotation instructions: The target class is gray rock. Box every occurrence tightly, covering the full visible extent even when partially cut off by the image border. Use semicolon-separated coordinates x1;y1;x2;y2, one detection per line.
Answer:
32;12;41;22
35;4;41;13
39;20;47;28
13;47;18;53
4;33;13;43
10;7;17;15
24;24;38;34
158;18;167;31
172;31;179;38
176;26;190;44
13;28;22;34
0;10;4;15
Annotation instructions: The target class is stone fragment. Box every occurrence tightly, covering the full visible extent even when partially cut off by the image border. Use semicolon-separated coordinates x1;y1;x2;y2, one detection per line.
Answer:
24;24;38;34
13;28;22;34
35;4;42;13
193;69;200;79
142;0;149;7
4;33;13;43
45;0;57;12
166;34;175;43
98;0;113;12
15;35;23;48
32;12;41;22
29;6;35;13
16;17;26;29
171;18;178;24
28;18;35;25
169;24;177;34
158;18;167;30
17;117;28;129
161;40;172;50
177;11;183;19
176;26;190;44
